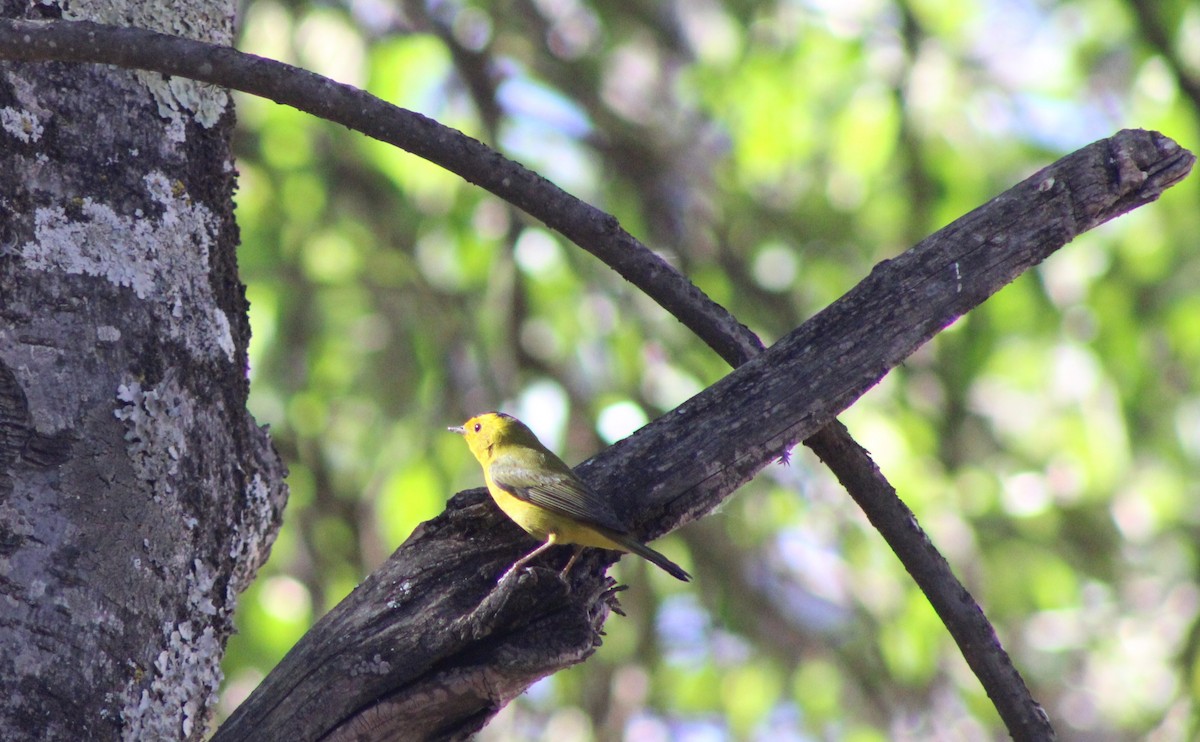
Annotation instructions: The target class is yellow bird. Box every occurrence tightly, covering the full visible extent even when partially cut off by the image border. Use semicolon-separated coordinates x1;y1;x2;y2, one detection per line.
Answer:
450;412;690;582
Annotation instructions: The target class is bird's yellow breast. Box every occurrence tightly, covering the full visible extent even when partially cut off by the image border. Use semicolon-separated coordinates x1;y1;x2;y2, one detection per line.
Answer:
483;472;627;551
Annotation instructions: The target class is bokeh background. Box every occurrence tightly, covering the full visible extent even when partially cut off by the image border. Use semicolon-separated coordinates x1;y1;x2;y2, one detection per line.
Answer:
218;1;1200;739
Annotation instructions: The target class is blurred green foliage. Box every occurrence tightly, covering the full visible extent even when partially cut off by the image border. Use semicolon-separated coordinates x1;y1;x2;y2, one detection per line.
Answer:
220;0;1200;739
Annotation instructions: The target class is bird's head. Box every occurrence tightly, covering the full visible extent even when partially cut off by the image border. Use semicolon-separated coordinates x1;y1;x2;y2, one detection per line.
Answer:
449;411;539;463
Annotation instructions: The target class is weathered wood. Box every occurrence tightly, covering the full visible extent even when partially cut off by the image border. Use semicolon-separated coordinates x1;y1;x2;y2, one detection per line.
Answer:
212;130;1193;741
3;18;1193;742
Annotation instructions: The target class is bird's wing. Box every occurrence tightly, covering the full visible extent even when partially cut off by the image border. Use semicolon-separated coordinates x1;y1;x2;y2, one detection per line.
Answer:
489;456;630;534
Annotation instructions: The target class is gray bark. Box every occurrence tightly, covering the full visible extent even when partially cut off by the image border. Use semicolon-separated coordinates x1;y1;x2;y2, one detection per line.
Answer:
213;132;1193;741
0;5;286;741
0;13;1192;742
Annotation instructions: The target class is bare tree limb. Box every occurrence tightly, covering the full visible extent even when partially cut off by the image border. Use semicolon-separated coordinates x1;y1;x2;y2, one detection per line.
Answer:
2;20;1191;741
808;422;1052;739
0;17;760;364
210;131;1188;740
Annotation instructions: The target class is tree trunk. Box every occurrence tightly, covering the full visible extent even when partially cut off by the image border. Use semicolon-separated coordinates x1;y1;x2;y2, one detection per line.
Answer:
1;10;1193;742
0;4;286;740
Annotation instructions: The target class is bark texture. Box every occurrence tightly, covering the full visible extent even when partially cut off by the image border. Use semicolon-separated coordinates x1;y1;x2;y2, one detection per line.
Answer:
0;14;1192;742
0;5;286;741
212;131;1193;741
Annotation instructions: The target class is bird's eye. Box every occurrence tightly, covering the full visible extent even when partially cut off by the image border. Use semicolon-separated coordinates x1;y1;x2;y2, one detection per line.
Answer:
473;423;482;432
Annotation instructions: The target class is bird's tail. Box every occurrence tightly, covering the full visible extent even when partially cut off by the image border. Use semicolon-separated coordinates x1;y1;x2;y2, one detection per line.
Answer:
614;535;691;582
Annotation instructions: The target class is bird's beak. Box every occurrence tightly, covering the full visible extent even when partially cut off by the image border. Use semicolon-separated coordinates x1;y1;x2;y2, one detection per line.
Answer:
448;425;465;434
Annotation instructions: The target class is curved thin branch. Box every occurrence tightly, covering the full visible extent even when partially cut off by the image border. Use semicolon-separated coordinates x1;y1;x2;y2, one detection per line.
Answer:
3;20;1192;742
207;129;1185;741
808;422;1051;739
0;18;761;365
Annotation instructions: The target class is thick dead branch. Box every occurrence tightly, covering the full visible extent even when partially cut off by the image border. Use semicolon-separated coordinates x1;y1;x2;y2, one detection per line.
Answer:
2;18;1190;742
210;131;1191;740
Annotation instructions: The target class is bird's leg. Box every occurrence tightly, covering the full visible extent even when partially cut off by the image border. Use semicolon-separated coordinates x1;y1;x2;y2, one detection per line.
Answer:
499;537;557;583
559;546;584;579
